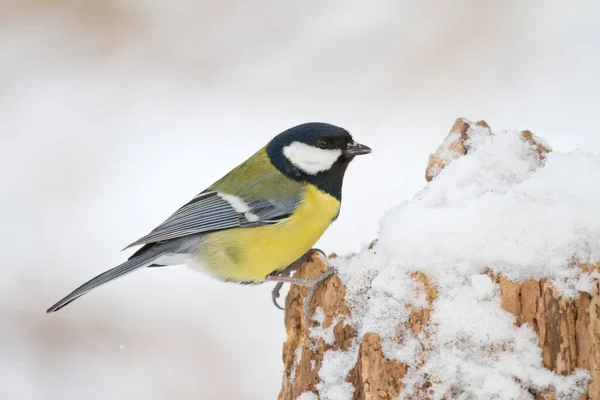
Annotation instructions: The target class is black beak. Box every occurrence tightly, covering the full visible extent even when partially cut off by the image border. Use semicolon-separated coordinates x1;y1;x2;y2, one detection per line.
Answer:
345;142;372;156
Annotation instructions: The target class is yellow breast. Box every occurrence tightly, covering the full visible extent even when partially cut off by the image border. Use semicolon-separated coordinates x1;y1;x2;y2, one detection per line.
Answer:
195;185;340;282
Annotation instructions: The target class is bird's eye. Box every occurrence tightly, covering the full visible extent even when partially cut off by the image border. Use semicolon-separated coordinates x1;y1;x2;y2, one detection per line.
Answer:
316;140;329;149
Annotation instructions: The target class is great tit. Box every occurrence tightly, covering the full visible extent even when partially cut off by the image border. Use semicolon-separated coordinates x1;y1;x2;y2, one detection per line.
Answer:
46;122;371;321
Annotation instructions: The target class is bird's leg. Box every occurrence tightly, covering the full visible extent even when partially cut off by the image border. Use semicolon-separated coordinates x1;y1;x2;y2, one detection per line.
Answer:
271;282;286;310
303;267;335;324
266;250;335;324
269;248;326;310
266;267;335;324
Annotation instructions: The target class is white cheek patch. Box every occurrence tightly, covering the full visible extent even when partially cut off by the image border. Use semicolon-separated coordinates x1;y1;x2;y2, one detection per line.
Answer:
282;141;342;175
217;193;260;222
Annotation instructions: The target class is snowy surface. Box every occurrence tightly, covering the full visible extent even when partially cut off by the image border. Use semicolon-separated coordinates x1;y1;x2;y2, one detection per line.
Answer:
313;126;600;399
298;392;320;400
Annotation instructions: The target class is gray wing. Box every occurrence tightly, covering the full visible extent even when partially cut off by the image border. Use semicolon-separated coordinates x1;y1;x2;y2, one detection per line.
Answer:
124;191;298;249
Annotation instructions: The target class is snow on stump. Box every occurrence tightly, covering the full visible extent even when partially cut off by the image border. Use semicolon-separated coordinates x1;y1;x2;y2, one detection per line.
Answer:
278;119;600;400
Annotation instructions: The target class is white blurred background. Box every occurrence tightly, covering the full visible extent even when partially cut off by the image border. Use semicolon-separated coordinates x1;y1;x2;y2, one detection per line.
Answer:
1;1;599;399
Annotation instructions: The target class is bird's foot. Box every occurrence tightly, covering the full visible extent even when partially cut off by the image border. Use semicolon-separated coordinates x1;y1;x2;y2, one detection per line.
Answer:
271;282;286;310
269;248;326;310
302;267;335;324
266;250;334;324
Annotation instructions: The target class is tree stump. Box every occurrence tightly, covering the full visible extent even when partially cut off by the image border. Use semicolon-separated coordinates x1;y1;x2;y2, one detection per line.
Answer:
277;119;600;400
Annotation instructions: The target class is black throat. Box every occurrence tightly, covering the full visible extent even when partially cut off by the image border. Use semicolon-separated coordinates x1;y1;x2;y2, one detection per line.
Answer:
266;147;352;201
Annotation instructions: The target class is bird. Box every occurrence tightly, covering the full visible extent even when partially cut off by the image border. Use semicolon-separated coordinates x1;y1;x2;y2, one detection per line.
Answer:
46;122;371;322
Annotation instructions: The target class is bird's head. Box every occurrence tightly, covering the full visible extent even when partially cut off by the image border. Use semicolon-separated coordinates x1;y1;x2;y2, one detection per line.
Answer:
267;122;371;199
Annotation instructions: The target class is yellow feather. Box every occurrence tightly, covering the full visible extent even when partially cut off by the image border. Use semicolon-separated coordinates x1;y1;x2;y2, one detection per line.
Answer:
194;184;340;282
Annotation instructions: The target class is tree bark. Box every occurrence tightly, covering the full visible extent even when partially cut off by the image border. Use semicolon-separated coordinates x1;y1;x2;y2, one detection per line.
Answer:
277;119;600;400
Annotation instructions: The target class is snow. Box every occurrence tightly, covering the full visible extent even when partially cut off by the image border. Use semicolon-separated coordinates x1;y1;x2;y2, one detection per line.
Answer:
379;126;600;292
310;310;343;346
290;347;304;383
312;125;599;399
298;392;319;400
316;348;357;400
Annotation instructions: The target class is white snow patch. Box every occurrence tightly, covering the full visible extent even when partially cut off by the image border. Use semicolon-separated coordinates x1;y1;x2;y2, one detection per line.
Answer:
470;274;496;300
377;132;600;295
316;347;358;400
310;313;342;346
316;126;597;399
295;347;303;364
297;392;319;400
290;347;303;383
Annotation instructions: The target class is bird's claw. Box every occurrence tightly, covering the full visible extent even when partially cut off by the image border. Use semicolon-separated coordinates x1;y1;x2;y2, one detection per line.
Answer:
265;249;335;324
303;267;335;324
271;282;285;310
269;248;327;311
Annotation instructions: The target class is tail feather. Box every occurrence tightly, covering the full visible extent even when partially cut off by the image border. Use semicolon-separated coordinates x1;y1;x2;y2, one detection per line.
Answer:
46;251;161;313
